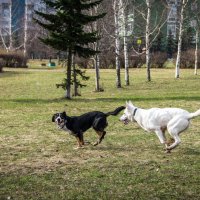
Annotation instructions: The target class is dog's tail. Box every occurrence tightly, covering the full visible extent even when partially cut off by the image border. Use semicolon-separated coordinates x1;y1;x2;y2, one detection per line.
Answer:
106;106;125;116
188;109;200;119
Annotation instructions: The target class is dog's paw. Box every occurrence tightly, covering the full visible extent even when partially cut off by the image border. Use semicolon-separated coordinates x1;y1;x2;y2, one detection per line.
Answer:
84;141;91;145
164;148;171;153
93;141;99;146
167;138;175;145
74;146;84;150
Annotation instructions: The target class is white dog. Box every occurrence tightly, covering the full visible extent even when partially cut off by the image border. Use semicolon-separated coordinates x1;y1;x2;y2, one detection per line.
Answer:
120;101;200;152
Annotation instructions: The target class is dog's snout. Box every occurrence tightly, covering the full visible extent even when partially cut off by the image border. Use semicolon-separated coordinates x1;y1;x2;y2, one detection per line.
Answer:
56;117;62;123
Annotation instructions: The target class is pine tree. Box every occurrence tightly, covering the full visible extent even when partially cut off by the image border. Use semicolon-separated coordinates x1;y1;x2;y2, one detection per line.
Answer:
152;32;165;52
34;0;105;99
166;30;177;59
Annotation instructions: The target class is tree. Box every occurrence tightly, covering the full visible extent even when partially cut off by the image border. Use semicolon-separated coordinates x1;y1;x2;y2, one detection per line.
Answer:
175;0;189;78
131;0;168;81
113;0;122;88
89;4;103;92
190;0;200;75
145;0;151;81
34;0;105;99
120;0;130;86
166;30;177;58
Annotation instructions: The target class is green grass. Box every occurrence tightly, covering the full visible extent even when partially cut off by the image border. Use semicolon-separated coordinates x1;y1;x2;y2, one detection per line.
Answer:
0;67;200;200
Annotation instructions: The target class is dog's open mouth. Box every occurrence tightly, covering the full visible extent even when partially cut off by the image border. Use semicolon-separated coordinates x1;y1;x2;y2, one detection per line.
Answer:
123;119;129;125
56;119;64;126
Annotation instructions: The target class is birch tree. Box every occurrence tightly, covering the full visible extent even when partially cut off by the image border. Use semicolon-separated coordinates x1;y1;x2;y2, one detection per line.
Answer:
91;5;102;92
192;0;200;75
133;0;168;81
146;0;151;81
194;28;199;75
119;0;129;85
113;0;121;88
175;0;189;78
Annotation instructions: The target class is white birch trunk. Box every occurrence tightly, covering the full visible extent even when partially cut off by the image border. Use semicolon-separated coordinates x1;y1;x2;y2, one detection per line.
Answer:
95;51;100;91
94;9;100;91
8;2;12;51
120;0;129;86
175;0;188;78
194;29;198;75
24;0;28;57
146;0;151;82
114;0;121;88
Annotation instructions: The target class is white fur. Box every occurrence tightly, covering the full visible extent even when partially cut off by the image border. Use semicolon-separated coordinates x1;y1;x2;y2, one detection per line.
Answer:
120;101;200;152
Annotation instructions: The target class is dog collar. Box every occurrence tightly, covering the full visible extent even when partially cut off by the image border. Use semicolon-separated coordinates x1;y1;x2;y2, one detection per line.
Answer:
133;108;138;117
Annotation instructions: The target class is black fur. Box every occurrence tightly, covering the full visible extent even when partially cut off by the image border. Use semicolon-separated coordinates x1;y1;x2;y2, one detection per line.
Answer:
52;106;125;147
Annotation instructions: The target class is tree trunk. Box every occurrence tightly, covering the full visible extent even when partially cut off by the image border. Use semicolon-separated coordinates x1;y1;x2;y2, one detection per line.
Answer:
24;1;28;57
114;0;121;88
72;54;78;96
194;29;198;75
66;50;72;99
95;53;100;91
120;0;129;86
175;0;187;78
146;0;151;82
8;2;13;51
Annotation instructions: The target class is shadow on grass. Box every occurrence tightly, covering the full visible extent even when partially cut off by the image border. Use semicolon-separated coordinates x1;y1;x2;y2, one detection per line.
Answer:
184;148;200;155
1;96;200;105
0;70;30;78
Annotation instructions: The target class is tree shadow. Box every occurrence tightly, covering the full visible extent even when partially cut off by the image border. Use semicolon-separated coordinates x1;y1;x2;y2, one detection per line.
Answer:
183;148;200;155
0;70;30;78
1;95;200;105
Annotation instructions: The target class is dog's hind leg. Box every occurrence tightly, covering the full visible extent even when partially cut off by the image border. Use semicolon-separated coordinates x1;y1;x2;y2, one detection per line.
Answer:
93;117;107;146
166;117;190;151
93;131;106;146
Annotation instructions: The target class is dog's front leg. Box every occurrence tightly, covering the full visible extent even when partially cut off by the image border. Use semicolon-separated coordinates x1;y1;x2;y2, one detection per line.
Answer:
155;130;169;152
75;134;84;149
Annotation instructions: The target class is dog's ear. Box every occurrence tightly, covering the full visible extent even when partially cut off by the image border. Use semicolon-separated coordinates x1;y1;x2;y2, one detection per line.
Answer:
126;101;133;111
62;111;67;117
52;114;55;122
128;100;133;106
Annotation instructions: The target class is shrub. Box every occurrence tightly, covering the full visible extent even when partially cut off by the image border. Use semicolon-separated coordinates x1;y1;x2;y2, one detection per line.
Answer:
100;51;116;69
0;50;28;68
151;52;168;68
0;58;5;73
129;53;146;68
179;49;200;68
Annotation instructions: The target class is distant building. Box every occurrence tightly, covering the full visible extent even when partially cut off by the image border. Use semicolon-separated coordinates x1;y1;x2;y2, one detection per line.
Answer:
0;0;46;53
0;0;11;36
167;0;181;38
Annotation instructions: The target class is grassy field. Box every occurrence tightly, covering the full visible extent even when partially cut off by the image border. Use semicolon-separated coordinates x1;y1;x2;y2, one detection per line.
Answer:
0;67;200;200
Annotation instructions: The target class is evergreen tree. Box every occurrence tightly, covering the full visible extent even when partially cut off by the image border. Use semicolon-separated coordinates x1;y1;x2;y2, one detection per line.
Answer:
34;0;105;99
166;30;177;59
151;32;165;52
182;26;195;51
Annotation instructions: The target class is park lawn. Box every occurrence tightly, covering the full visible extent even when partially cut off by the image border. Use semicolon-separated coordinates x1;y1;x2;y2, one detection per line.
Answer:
0;67;200;200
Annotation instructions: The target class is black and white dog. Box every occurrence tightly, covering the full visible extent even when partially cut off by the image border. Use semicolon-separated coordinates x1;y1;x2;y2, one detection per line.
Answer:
52;106;125;148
